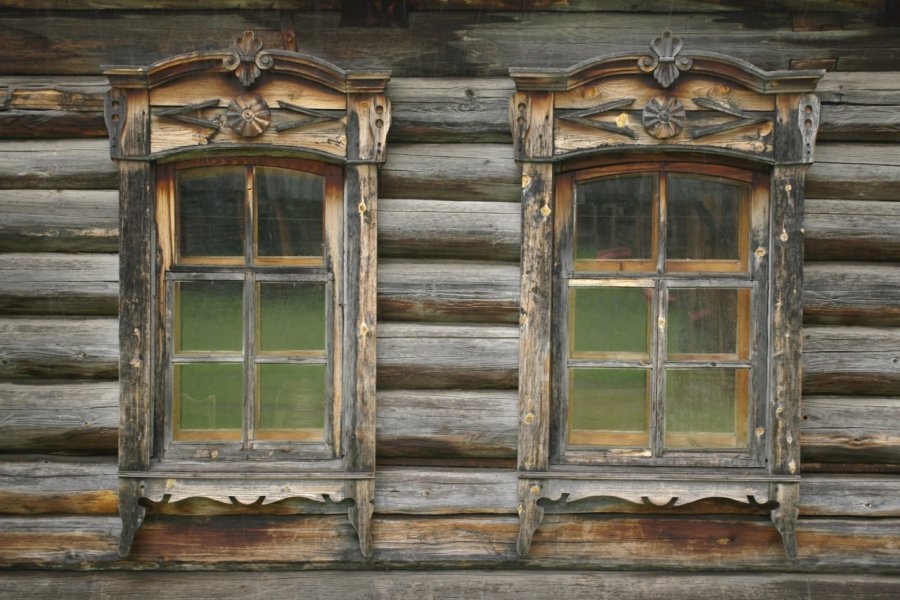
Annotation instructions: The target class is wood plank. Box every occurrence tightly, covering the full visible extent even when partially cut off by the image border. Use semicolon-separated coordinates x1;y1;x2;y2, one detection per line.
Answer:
803;263;900;326
1;571;899;600
803;326;900;396
0;76;109;111
807;155;900;202
379;198;520;261
0;456;117;515
805;199;900;261
0;317;118;380
0;1;333;8
0;516;119;565
376;322;518;389
800;475;900;516
378;259;519;323
0;140;116;189
377;390;517;458
0;253;118;315
0;381;118;453
818;72;900;105
802;396;900;464
819;105;900;142
0;189;118;253
0;110;108;139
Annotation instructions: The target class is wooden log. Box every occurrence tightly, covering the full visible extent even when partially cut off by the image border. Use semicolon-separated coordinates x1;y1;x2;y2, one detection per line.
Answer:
377;390;517;458
817;72;900;105
0;140;116;189
379;199;520;261
0;253;118;315
376;323;518;389
819;105;900;142
0;456;117;515
799;475;900;517
803;326;900;396
0;110;107;139
803;263;900;326
805;199;900;261
0;189;118;253
378;259;519;323
0;516;120;565
0;381;118;453
808;144;900;201
0;317;118;380
0;76;108;111
376;468;518;514
801;396;900;465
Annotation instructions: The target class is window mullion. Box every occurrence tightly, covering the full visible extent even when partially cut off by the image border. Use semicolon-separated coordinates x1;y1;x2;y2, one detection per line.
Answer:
243;167;255;449
652;279;666;458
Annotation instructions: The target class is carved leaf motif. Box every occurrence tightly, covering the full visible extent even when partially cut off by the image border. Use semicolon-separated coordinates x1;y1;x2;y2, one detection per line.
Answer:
223;30;273;87
638;31;694;89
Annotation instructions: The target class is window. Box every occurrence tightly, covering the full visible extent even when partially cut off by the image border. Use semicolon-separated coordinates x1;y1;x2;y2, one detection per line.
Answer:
105;31;389;558
509;31;822;559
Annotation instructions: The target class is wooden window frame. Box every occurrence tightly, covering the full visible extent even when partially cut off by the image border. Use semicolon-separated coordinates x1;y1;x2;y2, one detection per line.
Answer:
509;31;822;560
104;32;390;559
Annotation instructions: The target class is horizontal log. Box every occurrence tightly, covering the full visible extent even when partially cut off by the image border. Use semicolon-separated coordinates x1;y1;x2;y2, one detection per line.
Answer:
0;76;108;111
0;381;118;453
1;1;331;8
377;390;517;459
377;322;518;389
802;326;900;396
808;144;900;201
800;475;900;517
1;571;899;600
0;189;118;253
818;105;900;142
817;72;900;105
802;396;900;465
0;110;107;139
379;198;520;261
378;259;518;323
0;516;120;565
0;253;118;315
805;199;900;261
0;140;116;189
0;317;118;380
0;456;117;515
803;263;900;326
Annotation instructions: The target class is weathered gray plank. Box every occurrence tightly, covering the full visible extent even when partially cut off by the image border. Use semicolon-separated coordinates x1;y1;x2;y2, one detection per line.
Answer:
817;72;900;105
802;326;900;396
0;456;117;515
0;253;118;315
377;390;517;458
0;381;118;452
0;317;118;380
808;144;900;201
805;199;900;261
799;475;900;517
819;105;900;142
0;140;116;189
0;76;109;111
0;516;120;565
802;396;900;464
803;263;900;326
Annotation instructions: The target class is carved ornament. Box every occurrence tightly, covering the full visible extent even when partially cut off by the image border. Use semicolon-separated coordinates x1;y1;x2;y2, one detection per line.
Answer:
638;31;693;89
223;30;274;87
226;94;271;137
559;98;637;139
642;96;685;139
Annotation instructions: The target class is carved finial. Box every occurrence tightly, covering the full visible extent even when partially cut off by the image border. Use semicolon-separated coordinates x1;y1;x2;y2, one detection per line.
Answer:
638;31;693;88
223;31;274;87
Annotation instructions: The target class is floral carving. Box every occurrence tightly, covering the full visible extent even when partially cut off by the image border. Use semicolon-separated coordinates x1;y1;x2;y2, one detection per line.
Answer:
226;94;271;137
638;31;693;89
642;96;685;139
223;30;274;87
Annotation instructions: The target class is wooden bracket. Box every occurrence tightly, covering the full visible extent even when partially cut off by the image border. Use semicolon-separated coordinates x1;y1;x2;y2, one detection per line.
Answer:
516;478;547;557
771;482;800;560
117;478;146;558
347;479;375;558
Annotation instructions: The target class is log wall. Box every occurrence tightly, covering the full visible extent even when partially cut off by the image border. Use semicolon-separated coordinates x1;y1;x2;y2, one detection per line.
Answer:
0;2;899;588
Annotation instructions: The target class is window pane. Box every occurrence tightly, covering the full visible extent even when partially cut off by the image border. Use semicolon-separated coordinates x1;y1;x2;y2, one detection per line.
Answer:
666;174;746;261
258;282;326;353
667;288;745;357
258;364;326;435
569;368;649;446
575;174;655;263
174;363;243;439
570;287;650;357
665;368;748;449
257;167;324;257
177;167;245;258
175;280;243;353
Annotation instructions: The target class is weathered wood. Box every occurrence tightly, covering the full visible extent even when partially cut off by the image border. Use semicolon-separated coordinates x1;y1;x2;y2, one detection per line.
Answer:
0;110;107;139
377;390;517;458
0;76;109;111
0;382;118;452
0;317;118;380
378;259;519;323
379;199;520;260
0;140;116;189
817;71;900;105
376;323;518;389
805;199;900;261
819;105;900;142
804;263;900;326
0;253;118;315
0;456;117;515
802;396;900;464
803;326;900;396
800;475;900;516
808;144;900;201
0;516;120;565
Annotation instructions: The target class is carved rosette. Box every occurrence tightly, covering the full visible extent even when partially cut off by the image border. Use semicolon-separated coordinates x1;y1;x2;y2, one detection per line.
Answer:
642;96;685;139
638;30;693;88
223;30;274;87
226;94;271;138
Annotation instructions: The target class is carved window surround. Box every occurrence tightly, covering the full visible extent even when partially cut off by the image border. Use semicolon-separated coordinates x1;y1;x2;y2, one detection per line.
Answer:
510;32;822;560
104;31;390;558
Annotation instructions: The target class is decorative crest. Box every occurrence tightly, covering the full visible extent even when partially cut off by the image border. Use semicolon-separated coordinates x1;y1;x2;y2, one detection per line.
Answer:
223;30;274;87
638;31;693;88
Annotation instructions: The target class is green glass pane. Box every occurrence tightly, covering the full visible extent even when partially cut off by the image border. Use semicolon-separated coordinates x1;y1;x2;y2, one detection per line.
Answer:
667;174;747;261
175;363;243;434
570;287;650;356
258;282;325;353
570;368;648;434
667;288;738;356
575;174;655;262
258;364;326;431
177;167;245;257
257;167;324;257
176;280;243;352
666;368;745;448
